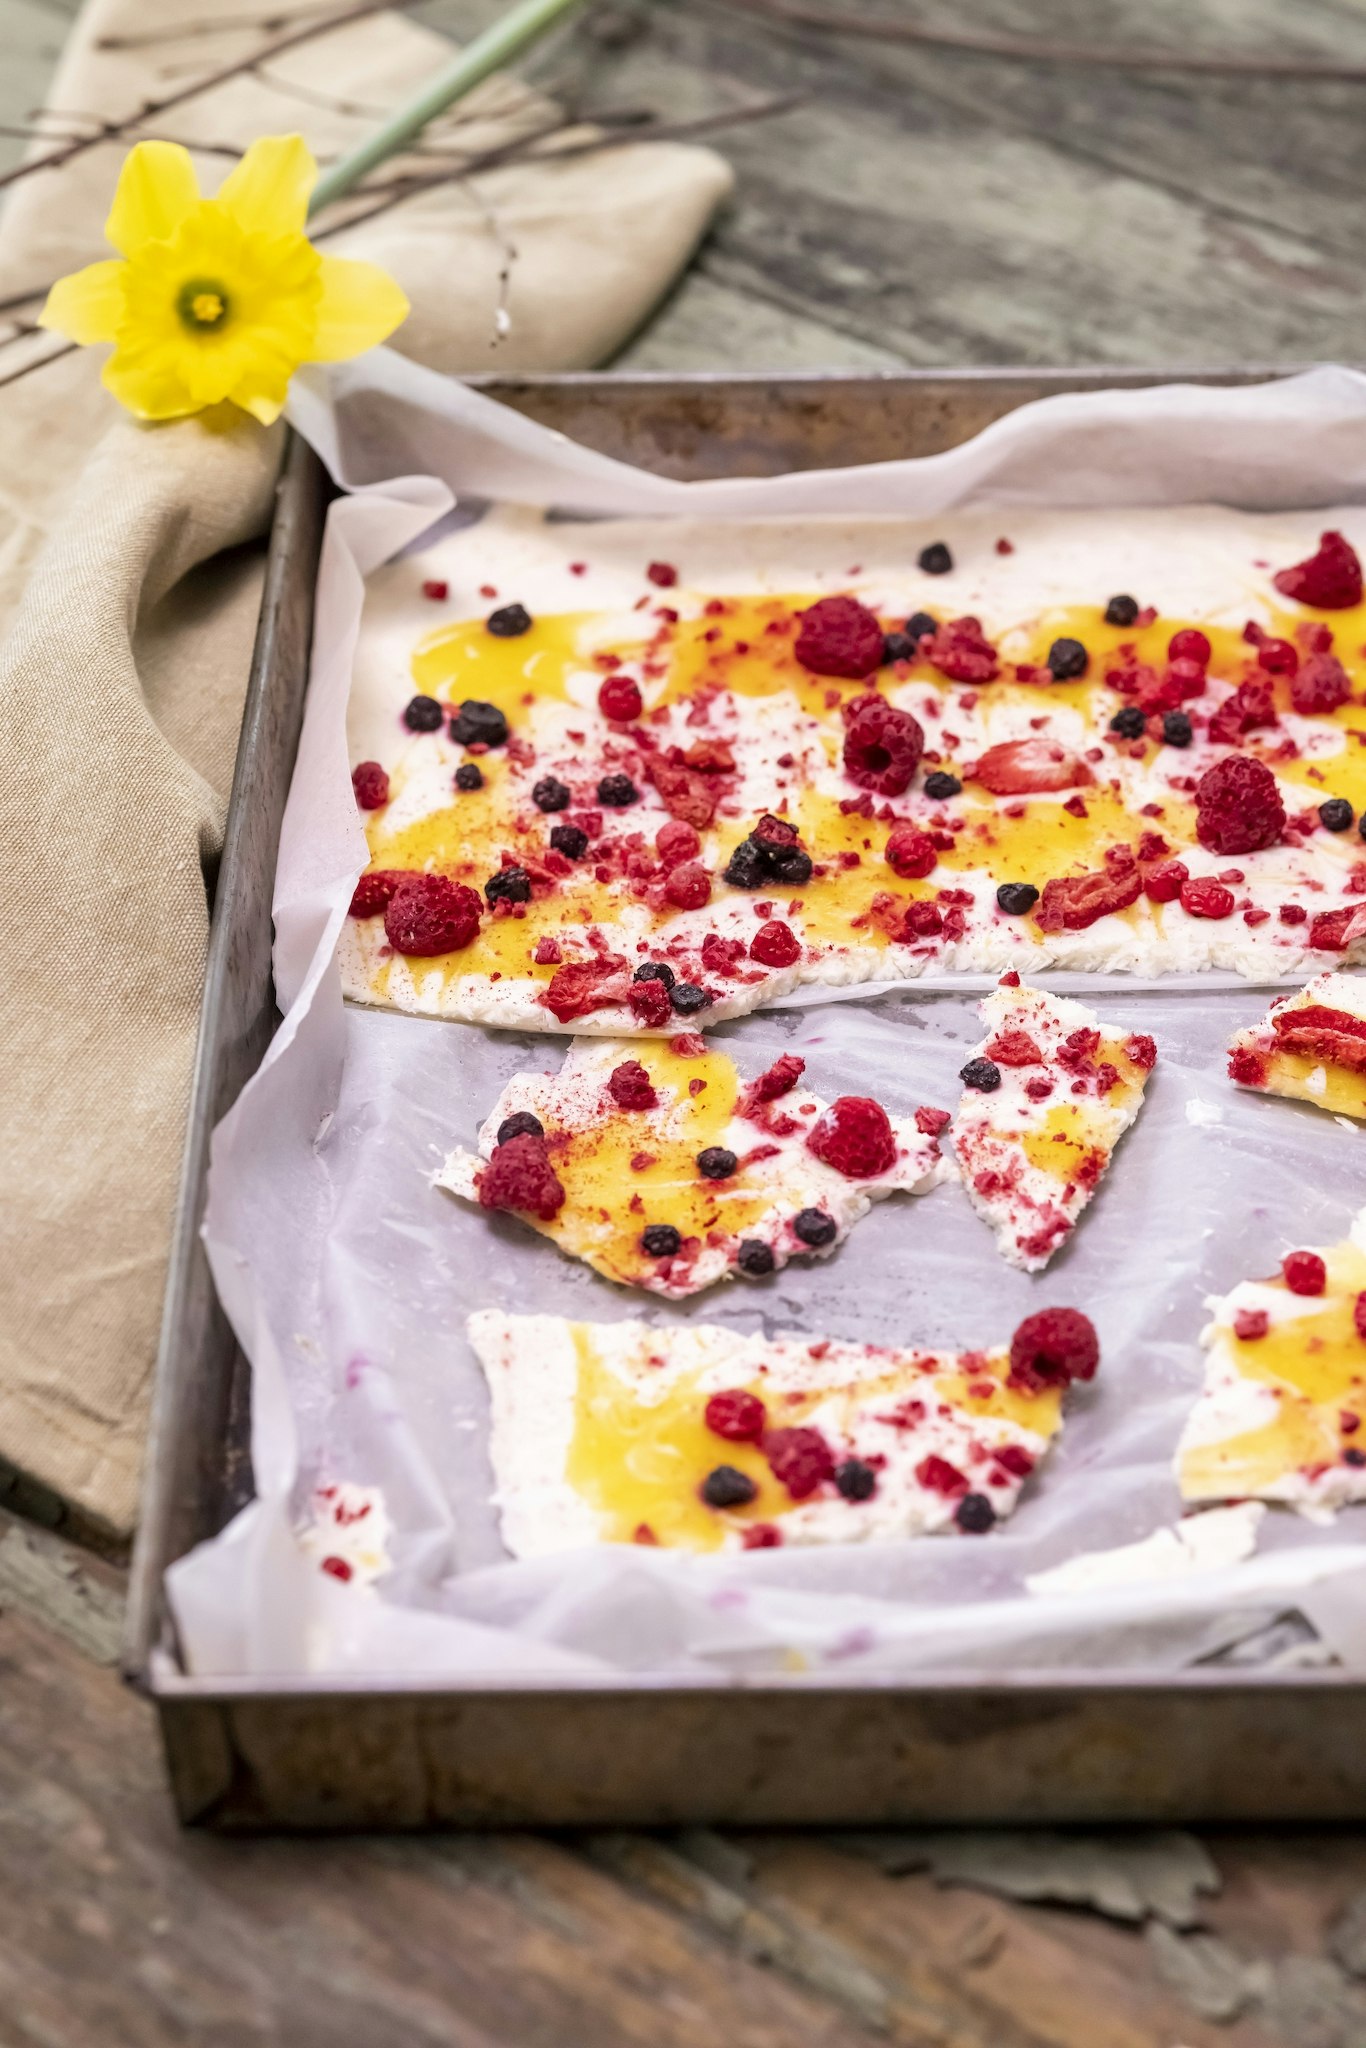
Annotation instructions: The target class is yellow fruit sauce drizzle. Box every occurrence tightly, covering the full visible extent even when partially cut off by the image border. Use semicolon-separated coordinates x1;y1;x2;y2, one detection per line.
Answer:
564;1325;1064;1549
1180;1238;1366;1499
1013;1037;1148;1183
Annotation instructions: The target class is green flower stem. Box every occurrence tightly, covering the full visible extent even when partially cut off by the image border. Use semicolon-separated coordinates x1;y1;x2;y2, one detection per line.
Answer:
307;0;586;217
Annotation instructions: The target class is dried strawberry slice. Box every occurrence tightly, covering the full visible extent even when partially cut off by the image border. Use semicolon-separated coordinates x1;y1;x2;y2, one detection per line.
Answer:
1273;1003;1366;1057
645;756;719;828
541;956;629;1022
975;737;1094;796
1035;864;1141;932
1309;906;1366;953
1273;530;1364;610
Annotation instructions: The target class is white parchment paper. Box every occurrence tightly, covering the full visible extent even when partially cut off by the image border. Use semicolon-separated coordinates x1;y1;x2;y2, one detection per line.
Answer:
167;353;1366;1681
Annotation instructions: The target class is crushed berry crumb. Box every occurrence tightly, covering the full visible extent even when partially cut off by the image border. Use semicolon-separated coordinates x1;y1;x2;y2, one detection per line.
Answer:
1234;1307;1269;1342
1283;1249;1327;1296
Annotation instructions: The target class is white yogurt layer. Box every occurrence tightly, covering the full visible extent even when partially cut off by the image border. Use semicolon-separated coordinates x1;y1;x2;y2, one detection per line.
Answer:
297;1481;391;1588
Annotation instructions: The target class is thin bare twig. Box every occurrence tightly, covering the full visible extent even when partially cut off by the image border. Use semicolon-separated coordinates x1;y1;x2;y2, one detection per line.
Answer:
97;2;346;49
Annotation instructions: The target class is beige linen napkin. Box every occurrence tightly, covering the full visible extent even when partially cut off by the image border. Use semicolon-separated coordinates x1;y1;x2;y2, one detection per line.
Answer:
0;0;732;1537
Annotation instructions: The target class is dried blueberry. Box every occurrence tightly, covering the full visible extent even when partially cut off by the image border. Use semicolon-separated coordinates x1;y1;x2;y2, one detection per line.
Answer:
737;1239;775;1276
919;542;953;576
765;847;813;886
905;610;938;640
996;882;1039;915
1162;710;1193;748
923;771;962;801
1104;593;1140;627
882;631;917;664
723;838;767;888
955;1492;997;1533
549;823;589;860
1346;1447;1366;1468
641;1223;681;1258
532;775;571;812
451;699;508;747
960;1057;1002;1092
485;866;531;905
403;694;444;732
597;772;638;807
1109;705;1147;740
486;602;532;637
793;1207;837;1248
697;1146;737;1179
1320;797;1355;832
1047;637;1088;680
670;981;711;1015
835;1458;877;1502
634;961;676;988
497;1111;544;1144
700;1465;758;1509
454;762;485;791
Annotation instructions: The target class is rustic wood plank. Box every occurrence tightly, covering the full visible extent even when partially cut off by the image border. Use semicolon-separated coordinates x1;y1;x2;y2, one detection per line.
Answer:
0;1502;124;1664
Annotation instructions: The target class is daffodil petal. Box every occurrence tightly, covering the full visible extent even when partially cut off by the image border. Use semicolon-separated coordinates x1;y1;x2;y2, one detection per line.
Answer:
311;253;409;362
106;141;201;257
102;347;197;421
38;259;125;343
216;134;316;239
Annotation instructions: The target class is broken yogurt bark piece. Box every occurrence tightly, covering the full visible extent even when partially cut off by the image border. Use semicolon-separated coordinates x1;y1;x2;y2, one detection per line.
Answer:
1228;970;1366;1120
437;1037;949;1297
953;976;1156;1271
467;1304;1099;1555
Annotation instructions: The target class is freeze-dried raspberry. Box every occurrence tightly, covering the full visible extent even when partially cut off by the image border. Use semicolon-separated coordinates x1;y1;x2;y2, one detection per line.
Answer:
598;673;643;722
985;1030;1042;1067
351;760;389;809
1125;1033;1158;1070
1234;1307;1269;1342
1283;1249;1326;1296
750;919;801;967
1252;635;1298;676
1195;755;1286;855
806;1095;897;1178
925;615;1000;683
705;1389;767;1442
608;1060;658;1111
1180;877;1235;920
915;1105;952;1136
1035;863;1141;932
664;862;711;911
748;1054;804;1103
477;1134;565;1221
1008;1307;1099;1394
1144;860;1189;904
542;955;629;1022
348;869;408;918
915;1454;968;1496
1356;1294;1366;1342
1227;1046;1269;1085
646;560;678;588
741;1522;783;1549
753;812;799;850
1168;628;1211;667
843;698;925;796
421;578;447;601
974;737;1093;795
627;976;672;1028
795;594;884;678
1208;679;1277;746
903;900;944;938
764;1426;835;1498
1273;530;1364;610
884;824;938;878
383;873;481;955
656;819;701;866
1291;652;1351;714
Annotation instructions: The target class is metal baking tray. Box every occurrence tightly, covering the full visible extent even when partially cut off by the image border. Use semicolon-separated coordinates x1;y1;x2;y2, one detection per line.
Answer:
125;367;1366;1829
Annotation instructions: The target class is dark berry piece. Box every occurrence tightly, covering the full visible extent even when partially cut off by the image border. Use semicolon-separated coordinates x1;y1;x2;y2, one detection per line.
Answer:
634;960;677;988
1105;593;1140;626
697;1146;737;1179
883;631;917;664
793;1207;837;1248
532;775;571;812
960;1057;1002;1092
906;610;938;640
403;694;444;732
955;1492;997;1533
485;866;531;905
670;981;711;1015
487;602;532;637
996;882;1039;915
1162;710;1193;748
767;847;814;886
454;762;485;791
598;772;638;807
451;699;508;747
700;1465;758;1509
497;1111;544;1144
737;1238;775;1276
835;1458;877;1502
1109;705;1146;739
723;838;766;888
1320;797;1355;832
1047;636;1088;680
641;1223;681;1258
549;823;589;860
919;541;953;575
923;770;962;801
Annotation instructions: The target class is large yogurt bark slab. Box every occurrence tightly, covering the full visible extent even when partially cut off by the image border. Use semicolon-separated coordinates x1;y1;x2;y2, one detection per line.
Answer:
341;508;1366;1030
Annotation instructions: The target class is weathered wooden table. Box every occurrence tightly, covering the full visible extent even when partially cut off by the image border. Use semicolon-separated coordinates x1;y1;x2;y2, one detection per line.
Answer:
7;1;1366;2040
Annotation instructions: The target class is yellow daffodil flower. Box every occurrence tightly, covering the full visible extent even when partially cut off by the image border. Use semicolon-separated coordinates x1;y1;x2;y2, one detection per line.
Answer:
40;134;409;424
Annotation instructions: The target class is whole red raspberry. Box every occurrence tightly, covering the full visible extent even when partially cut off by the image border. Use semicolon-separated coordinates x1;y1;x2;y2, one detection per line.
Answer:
1180;876;1235;920
1144;860;1188;904
478;1134;565;1220
608;1059;658;1111
750;919;801;967
1283;1249;1326;1296
656;819;701;866
1291;652;1351;715
349;869;408;918
1273;530;1363;610
885;824;938;878
352;760;390;809
1195;755;1286;855
599;673;643;722
383;873;482;955
806;1095;897;1178
752;1053;805;1100
794;594;885;678
627;976;672;1027
1168;628;1210;666
915;1454;968;1496
925;615;1000;684
1228;1046;1268;1085
664;862;711;911
843;698;925;796
764;1426;835;1498
1008;1307;1099;1394
705;1389;767;1441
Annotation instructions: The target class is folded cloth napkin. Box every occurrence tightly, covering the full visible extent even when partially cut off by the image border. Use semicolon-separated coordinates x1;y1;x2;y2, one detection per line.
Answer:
0;0;732;1537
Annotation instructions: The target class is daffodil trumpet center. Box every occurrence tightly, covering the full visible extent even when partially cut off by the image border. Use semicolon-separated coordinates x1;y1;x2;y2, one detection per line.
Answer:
176;278;230;332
